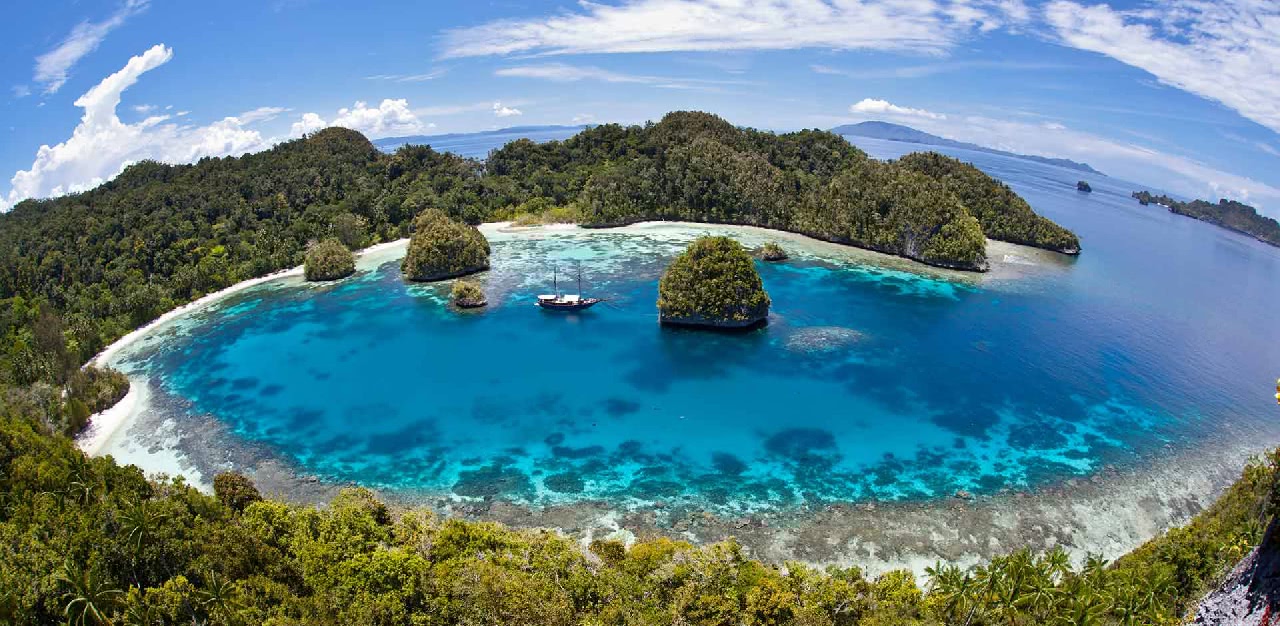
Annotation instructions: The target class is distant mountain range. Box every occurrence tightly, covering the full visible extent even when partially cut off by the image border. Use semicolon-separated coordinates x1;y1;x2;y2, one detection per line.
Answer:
831;121;1103;176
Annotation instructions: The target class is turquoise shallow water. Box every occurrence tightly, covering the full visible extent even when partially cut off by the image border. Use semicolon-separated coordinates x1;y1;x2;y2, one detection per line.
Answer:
108;139;1280;511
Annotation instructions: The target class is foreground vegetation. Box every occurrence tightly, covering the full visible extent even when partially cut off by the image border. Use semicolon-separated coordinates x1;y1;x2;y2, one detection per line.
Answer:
1133;190;1280;247
0;400;1274;624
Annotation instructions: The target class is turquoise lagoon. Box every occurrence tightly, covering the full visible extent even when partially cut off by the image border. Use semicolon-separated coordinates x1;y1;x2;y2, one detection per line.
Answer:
99;140;1280;513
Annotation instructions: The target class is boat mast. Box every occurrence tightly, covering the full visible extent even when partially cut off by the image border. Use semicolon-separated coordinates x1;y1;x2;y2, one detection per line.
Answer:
577;260;583;296
553;265;559;297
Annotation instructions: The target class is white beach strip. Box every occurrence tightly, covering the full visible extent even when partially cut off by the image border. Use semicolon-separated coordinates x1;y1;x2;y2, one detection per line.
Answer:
78;237;413;455
77;384;141;456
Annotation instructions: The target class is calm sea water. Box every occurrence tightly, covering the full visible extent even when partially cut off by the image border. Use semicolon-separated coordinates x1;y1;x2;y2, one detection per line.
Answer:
108;136;1280;510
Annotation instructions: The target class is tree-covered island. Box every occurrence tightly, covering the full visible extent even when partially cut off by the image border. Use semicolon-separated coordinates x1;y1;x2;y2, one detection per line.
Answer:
303;238;356;281
658;236;771;329
450;279;487;308
400;209;491;282
1133;190;1280;247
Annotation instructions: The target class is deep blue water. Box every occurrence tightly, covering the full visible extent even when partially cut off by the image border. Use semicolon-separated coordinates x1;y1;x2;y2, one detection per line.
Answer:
111;137;1280;510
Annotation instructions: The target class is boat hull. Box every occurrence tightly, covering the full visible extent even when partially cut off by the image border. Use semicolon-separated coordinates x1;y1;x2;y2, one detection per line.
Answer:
536;298;602;311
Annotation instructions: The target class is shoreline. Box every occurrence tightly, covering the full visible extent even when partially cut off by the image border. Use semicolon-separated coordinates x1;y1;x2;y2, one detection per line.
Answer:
79;237;411;455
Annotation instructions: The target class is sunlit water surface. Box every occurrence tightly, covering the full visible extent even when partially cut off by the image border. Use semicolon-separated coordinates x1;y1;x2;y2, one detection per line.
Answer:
103;136;1280;511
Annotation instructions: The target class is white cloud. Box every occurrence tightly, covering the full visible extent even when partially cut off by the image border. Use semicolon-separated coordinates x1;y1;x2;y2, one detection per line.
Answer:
131;103;155;114
291;100;432;138
572;113;595;124
12;85;32;98
442;0;1029;58
289;112;327;137
493;102;522;117
2;44;280;211
1046;0;1280;135
34;0;150;94
850;98;947;120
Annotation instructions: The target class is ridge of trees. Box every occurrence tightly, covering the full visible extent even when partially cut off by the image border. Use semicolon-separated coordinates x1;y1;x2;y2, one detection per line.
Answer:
1133;190;1280;247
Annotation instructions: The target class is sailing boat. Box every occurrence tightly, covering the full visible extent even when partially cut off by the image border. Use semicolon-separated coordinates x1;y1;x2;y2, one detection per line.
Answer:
536;262;603;311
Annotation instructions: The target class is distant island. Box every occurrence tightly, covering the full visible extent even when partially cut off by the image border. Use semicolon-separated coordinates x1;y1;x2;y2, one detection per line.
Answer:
1133;191;1280;247
833;121;1103;176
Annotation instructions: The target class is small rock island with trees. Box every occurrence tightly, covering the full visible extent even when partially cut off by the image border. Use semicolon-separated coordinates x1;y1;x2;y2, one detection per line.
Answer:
303;238;355;282
401;209;491;281
658;236;771;329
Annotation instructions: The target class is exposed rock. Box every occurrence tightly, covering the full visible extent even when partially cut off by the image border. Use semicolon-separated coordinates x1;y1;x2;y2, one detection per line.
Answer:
1193;520;1280;625
1077;180;1093;193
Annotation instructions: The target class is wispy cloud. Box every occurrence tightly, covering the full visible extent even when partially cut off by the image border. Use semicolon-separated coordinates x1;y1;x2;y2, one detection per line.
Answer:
812;59;1075;80
495;62;753;92
850;98;946;120
1221;131;1280;159
364;69;448;82
1045;0;1280;135
442;0;1030;58
34;0;150;94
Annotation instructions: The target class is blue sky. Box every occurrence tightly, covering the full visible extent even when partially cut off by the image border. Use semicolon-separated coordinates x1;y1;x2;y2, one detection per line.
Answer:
3;0;1280;214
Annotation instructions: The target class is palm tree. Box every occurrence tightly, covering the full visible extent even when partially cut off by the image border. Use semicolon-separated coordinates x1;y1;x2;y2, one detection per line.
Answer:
120;500;167;556
58;562;123;626
926;562;974;623
1040;547;1071;584
66;455;102;507
195;572;243;624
